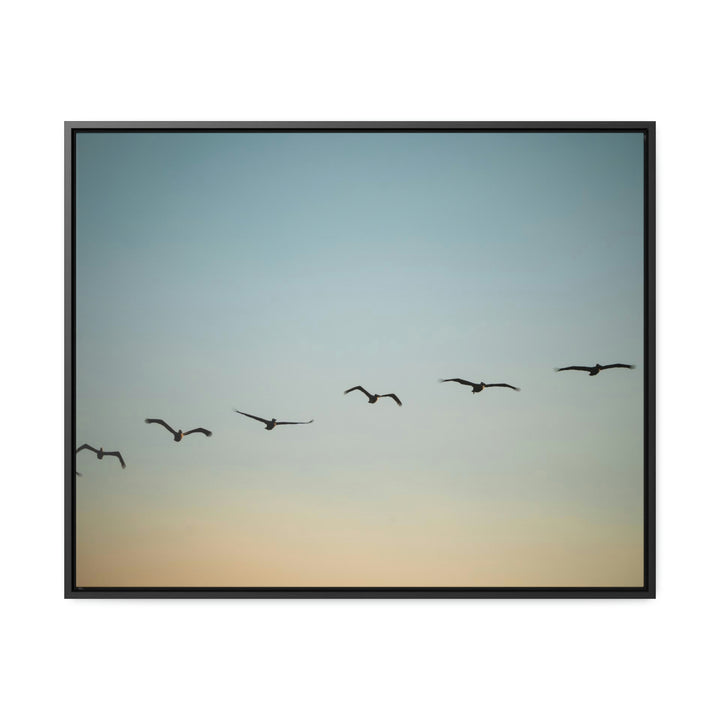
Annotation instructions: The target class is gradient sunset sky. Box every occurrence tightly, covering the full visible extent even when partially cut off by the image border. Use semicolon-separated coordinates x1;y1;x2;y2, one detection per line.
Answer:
74;130;644;587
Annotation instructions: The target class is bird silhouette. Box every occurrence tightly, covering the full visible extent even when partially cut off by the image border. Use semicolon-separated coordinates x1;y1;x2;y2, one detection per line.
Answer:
234;410;314;430
76;444;126;469
555;363;635;376
440;378;520;393
145;418;212;441
344;386;402;406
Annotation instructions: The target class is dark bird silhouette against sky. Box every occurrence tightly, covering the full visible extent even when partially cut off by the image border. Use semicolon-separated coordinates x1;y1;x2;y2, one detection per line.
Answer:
440;378;520;393
555;363;635;376
145;418;213;441
234;410;314;430
76;444;126;469
344;386;402;406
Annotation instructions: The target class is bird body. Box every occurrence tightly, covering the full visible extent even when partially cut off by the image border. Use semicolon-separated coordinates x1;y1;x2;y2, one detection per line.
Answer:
344;386;402;406
234;410;314;430
555;363;635;376
76;444;126;469
440;378;520;393
145;418;212;441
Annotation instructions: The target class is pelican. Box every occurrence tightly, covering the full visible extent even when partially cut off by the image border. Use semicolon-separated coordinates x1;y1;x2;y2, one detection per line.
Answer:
555;363;635;376
145;418;212;441
344;386;402;406
440;378;520;393
76;444;126;469
234;410;314;430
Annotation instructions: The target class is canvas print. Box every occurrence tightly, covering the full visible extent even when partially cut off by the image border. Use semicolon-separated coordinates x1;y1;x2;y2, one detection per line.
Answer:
69;125;651;595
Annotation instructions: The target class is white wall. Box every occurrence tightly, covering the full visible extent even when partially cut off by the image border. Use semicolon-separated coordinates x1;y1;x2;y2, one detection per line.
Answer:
2;2;716;718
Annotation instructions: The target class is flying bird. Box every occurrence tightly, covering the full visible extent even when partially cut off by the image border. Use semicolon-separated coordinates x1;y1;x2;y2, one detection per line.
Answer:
344;386;402;406
440;378;520;393
145;418;212;441
234;410;314;430
555;363;635;376
76;444;126;469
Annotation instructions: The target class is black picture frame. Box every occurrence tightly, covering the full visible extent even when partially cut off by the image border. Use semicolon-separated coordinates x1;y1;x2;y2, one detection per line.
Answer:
65;121;655;599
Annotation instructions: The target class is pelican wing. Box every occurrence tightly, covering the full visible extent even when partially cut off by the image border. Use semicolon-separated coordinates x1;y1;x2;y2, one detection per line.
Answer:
76;443;98;454
184;427;213;437
600;363;636;370
379;393;402;406
344;386;372;398
555;366;594;372
105;451;127;469
485;383;520;391
145;418;177;435
275;419;314;426
440;378;475;386
234;410;270;424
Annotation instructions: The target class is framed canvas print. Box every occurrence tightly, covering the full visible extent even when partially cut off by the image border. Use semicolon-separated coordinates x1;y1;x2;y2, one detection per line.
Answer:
65;121;655;598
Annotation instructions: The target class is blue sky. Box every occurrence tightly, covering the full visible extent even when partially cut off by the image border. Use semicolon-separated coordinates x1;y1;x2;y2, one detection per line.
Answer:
75;131;644;586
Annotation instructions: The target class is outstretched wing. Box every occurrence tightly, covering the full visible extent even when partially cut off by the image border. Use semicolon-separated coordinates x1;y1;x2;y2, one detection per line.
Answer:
555;366;593;372
379;393;402;406
105;451;127;468
76;443;98;454
275;419;314;426
145;418;177;435
184;428;213;437
485;383;520;391
344;386;372;398
234;410;270;424
600;363;635;370
440;378;474;386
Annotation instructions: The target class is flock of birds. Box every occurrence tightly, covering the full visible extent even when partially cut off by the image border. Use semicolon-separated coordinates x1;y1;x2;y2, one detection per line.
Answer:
75;363;635;476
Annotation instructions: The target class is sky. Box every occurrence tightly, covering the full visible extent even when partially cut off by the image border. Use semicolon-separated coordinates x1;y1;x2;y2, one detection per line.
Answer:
74;130;645;587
